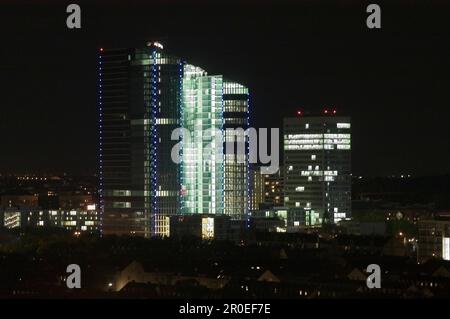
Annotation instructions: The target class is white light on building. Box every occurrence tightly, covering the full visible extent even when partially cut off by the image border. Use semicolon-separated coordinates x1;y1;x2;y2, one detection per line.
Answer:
443;237;450;261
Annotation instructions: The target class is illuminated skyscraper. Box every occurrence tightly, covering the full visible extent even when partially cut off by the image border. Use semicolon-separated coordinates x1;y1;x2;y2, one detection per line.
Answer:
180;71;250;219
283;113;351;225
148;44;184;236
223;80;249;220
99;43;249;237
99;47;148;237
99;42;182;237
181;67;224;215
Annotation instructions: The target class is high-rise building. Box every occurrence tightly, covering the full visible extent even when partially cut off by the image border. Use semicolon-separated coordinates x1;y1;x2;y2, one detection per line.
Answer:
262;168;284;208
99;43;181;237
99;43;249;237
99;47;142;237
181;69;224;215
283;113;351;226
147;46;184;237
249;166;284;211
223;80;249;220
249;166;264;211
180;73;250;220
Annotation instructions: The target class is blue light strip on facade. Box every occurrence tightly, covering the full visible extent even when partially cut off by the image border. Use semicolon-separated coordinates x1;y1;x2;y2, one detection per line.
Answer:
179;61;184;213
246;92;251;228
98;51;104;235
150;48;158;234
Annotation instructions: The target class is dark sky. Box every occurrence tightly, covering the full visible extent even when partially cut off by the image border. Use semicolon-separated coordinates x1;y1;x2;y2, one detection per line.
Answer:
0;0;449;177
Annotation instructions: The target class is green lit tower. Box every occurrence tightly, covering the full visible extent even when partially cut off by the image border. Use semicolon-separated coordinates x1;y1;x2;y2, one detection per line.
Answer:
181;65;224;215
99;42;250;238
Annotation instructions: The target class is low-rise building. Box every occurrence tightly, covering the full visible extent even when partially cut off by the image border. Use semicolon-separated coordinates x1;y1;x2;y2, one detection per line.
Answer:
169;214;230;240
1;206;99;234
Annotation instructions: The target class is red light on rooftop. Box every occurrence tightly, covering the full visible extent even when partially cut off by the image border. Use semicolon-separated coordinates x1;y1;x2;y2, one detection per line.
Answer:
100;48;104;52
323;109;329;114
332;109;337;114
297;110;303;116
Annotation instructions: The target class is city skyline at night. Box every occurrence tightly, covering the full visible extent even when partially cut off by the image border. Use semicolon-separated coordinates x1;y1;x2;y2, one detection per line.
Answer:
1;0;450;303
99;42;251;237
1;2;450;177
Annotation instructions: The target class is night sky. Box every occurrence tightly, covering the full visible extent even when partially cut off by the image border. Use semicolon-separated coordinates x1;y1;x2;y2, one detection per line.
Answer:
0;0;449;177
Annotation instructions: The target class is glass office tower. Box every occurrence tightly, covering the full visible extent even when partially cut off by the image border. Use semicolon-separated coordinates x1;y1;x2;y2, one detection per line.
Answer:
283;115;351;225
223;80;249;220
181;66;224;215
180;75;250;219
99;47;149;237
99;43;182;237
99;43;250;237
147;45;183;236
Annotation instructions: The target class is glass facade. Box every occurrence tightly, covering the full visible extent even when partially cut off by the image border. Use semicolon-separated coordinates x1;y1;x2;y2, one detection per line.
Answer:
223;80;249;220
99;47;151;237
100;44;182;237
181;68;224;215
100;43;250;237
147;47;183;237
